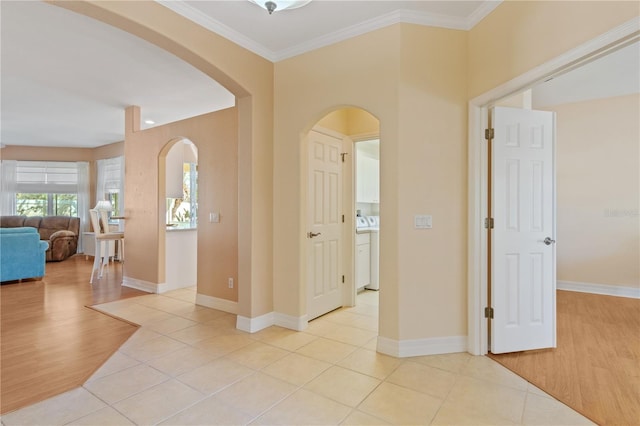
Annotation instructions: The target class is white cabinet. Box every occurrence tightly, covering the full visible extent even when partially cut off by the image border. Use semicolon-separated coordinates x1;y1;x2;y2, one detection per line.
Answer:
165;228;197;290
356;154;379;203
356;232;371;290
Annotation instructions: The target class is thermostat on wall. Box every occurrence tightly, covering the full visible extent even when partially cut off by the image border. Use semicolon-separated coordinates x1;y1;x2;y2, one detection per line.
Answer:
415;215;432;229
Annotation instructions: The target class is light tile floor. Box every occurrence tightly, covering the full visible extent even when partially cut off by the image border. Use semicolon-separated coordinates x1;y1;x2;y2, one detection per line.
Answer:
1;288;594;426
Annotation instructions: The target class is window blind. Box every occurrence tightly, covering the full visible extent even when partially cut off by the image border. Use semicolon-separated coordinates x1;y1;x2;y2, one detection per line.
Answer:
16;161;79;194
97;157;122;194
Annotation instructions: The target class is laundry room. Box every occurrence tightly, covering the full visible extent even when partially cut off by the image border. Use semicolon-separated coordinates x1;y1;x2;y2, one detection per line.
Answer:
355;139;379;292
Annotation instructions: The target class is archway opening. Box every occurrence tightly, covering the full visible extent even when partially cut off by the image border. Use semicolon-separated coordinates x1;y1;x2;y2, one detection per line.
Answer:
305;107;381;328
160;138;198;290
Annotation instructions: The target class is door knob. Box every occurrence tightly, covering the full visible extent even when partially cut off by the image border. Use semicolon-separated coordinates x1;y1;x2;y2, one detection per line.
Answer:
307;232;321;238
543;237;556;245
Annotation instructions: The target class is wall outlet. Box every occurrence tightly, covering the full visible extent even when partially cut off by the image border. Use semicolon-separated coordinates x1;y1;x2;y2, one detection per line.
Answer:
228;278;234;288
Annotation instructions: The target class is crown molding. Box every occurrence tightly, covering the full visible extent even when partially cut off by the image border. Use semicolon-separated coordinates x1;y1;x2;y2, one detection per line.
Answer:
157;1;502;63
156;0;278;61
467;0;502;29
275;8;474;62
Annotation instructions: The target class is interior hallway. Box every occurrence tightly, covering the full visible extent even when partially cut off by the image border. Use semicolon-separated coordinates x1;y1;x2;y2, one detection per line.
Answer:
1;272;593;425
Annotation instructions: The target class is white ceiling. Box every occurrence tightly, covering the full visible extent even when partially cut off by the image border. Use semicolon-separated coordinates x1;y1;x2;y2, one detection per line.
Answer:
532;40;640;108
1;0;637;149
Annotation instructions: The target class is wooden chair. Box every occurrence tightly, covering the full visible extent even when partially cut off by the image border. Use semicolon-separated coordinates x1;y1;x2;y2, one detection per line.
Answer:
89;209;124;284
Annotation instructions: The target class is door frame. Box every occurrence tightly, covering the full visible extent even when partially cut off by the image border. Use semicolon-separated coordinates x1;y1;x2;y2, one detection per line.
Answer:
467;18;639;355
350;132;381;306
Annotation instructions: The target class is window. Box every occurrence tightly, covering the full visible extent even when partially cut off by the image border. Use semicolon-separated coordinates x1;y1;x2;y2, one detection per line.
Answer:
96;156;124;221
17;193;78;217
14;161;82;218
167;162;197;227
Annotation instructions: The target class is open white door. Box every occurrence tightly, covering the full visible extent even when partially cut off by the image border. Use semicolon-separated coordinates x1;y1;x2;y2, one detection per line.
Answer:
307;130;343;320
491;106;556;354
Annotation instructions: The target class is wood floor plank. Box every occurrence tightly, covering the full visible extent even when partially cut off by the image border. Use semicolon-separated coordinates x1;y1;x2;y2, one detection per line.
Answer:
489;290;640;426
1;255;146;414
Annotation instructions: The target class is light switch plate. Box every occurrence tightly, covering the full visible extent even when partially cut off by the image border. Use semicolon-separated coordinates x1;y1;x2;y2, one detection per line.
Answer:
209;212;220;223
415;214;432;229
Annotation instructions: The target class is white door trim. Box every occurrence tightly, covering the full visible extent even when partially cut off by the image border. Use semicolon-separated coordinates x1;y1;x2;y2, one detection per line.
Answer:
467;17;640;355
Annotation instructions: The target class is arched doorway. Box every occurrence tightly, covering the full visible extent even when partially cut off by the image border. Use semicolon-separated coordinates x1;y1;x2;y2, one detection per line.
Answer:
55;1;270;320
305;107;381;324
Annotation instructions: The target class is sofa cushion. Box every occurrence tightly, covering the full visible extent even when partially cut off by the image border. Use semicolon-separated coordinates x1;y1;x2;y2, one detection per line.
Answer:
24;217;42;228
0;216;26;228
39;217;76;240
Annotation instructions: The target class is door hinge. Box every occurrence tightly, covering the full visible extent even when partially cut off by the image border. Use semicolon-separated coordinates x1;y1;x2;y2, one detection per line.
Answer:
485;307;494;319
485;128;494;140
340;152;348;163
342;214;345;223
484;217;494;229
342;275;345;283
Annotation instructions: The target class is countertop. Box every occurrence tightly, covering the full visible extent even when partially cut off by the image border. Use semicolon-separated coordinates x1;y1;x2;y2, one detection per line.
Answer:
166;224;197;232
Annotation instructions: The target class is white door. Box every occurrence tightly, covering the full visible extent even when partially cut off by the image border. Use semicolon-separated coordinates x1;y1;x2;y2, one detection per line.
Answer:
491;106;556;354
307;130;343;320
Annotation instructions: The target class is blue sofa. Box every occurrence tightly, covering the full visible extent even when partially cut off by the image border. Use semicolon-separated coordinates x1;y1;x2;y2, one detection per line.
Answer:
0;227;49;282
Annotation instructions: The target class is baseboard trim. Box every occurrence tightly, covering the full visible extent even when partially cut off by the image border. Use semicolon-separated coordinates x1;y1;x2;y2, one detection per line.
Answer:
122;276;157;294
236;312;275;333
274;312;308;331
195;293;238;314
157;281;195;294
377;335;467;358
557;280;640;299
236;311;309;333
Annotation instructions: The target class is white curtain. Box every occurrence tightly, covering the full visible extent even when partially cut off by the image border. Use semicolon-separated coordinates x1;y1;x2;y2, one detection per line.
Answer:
0;160;18;215
118;156;125;231
77;162;90;252
96;156;124;231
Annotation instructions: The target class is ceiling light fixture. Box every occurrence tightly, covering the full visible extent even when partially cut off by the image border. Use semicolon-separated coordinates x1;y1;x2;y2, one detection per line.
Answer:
144;119;155;125
249;0;312;15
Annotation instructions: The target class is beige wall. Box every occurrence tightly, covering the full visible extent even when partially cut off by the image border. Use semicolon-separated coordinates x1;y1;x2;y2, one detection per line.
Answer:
124;107;239;300
397;24;468;339
274;25;401;334
316;109;350;135
346;108;380;137
0;145;93;162
468;1;639;99
274;24;468;340
553;94;639;288
316;108;379;137
93;141;124;160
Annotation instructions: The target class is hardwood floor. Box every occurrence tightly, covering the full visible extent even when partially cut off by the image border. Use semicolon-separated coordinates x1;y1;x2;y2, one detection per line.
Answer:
0;255;147;414
489;290;640;426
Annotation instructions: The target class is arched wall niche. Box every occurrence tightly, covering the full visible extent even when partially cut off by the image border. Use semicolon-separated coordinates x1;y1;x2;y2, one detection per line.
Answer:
158;138;199;291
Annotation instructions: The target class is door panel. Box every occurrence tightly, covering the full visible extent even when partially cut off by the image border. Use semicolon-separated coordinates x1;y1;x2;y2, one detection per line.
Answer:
307;130;343;320
491;106;556;354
